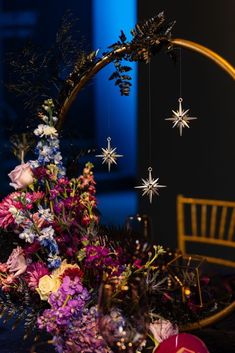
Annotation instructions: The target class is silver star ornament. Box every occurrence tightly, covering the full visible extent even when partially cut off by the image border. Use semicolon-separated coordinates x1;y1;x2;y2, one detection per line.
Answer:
96;137;123;172
165;97;197;136
135;167;166;203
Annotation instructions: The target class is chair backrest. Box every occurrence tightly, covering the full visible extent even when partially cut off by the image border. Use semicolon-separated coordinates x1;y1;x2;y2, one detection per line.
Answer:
177;194;235;268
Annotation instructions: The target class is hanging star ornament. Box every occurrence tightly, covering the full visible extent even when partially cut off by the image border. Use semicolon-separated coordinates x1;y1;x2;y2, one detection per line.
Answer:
135;167;166;203
96;137;123;172
165;98;197;136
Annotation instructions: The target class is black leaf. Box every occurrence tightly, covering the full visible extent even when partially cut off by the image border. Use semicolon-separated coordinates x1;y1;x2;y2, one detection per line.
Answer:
115;79;122;86
121;75;132;80
109;72;120;80
119;30;127;43
119;66;132;72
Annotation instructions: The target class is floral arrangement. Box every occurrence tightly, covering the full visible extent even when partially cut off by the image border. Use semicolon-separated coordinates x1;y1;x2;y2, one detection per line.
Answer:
1;11;234;352
0;99;231;353
0;99;176;352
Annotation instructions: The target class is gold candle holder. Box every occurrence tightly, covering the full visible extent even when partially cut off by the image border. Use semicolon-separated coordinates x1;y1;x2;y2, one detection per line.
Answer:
167;254;205;307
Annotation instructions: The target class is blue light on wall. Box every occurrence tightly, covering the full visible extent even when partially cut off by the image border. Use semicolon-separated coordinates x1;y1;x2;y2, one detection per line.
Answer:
92;0;137;225
92;0;137;177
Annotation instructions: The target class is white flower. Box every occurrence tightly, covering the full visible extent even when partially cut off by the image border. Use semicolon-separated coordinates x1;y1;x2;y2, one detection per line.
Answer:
149;319;179;344
19;228;36;243
38;206;54;222
34;124;58;138
54;152;63;164
47;253;61;267
50;139;60;149
38;226;55;241
153;245;166;255
9;206;25;225
41;115;49;123
29;160;39;168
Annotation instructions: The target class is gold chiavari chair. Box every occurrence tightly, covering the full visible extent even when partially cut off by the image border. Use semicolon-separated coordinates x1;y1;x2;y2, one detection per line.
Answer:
177;194;235;268
177;194;235;330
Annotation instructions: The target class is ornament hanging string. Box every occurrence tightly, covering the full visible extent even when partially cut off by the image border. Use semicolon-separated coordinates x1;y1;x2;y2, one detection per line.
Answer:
179;47;182;98
107;96;112;136
148;62;152;166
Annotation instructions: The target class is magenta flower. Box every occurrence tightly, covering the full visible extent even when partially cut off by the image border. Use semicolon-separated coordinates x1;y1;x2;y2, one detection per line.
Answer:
24;241;41;256
0;192;22;228
32;166;47;180
6;246;27;277
26;191;44;203
25;262;49;290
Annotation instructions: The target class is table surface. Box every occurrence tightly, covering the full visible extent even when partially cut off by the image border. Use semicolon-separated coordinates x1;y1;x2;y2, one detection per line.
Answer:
1;316;235;353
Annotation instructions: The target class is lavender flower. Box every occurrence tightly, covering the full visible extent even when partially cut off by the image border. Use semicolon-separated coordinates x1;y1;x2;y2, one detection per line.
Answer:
38;277;110;353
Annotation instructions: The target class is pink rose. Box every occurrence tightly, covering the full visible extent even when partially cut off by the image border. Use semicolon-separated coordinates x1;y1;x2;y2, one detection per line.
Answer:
7;246;27;277
149;319;179;344
8;163;34;190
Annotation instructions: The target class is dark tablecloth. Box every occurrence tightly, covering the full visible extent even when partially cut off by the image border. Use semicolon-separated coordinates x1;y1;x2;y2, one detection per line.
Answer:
1;315;235;353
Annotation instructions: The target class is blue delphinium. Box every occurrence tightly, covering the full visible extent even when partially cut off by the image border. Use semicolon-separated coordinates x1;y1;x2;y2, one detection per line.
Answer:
30;99;65;178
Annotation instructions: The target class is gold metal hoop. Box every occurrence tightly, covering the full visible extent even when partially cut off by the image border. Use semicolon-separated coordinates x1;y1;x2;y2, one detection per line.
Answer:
58;38;235;127
180;301;235;331
171;38;235;80
56;37;235;330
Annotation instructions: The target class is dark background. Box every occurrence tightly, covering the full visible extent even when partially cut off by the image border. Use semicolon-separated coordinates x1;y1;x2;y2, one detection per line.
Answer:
138;0;235;248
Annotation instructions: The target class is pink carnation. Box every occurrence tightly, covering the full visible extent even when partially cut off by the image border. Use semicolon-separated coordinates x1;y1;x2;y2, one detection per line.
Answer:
27;191;44;203
7;246;27;277
25;262;49;290
0;192;22;228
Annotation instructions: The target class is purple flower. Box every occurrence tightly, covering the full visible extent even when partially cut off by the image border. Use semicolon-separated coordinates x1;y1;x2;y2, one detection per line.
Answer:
53;307;111;353
84;245;122;275
38;277;110;353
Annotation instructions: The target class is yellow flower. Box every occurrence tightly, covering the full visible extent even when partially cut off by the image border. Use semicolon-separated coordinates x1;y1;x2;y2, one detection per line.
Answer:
53;260;80;278
36;274;61;301
36;261;81;301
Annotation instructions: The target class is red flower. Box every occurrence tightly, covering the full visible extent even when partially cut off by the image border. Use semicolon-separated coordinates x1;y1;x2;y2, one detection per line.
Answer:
61;268;84;280
0;192;22;228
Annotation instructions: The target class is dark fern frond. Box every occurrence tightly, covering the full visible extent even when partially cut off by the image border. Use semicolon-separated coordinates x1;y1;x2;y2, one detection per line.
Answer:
129;12;176;63
97;12;175;97
0;280;47;340
6;10;92;115
109;60;132;96
119;30;127;43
